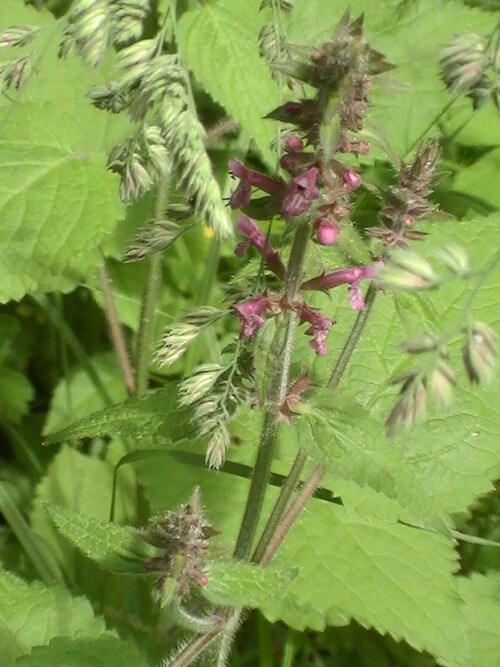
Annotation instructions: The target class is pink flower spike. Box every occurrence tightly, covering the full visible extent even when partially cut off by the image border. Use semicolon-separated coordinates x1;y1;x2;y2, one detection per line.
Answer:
343;169;361;190
235;215;285;278
228;157;283;203
348;281;365;310
282;167;319;218
314;218;339;246
236;215;267;251
230;180;252;208
301;265;375;291
233;295;268;338
300;305;334;356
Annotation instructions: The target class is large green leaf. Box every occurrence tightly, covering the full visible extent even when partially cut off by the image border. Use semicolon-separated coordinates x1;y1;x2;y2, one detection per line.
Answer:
459;573;500;667
134;453;466;665
0;567;105;663
202;560;296;608
10;635;147;667
452;147;500;210
178;0;278;167
29;446;157;642
0;11;127;302
288;215;500;524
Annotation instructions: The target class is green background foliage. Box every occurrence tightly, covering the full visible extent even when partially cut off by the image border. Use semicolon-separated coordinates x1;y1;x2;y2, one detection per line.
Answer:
0;0;500;666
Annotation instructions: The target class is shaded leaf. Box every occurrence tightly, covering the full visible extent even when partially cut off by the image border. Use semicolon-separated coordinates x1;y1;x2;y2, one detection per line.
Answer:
45;504;160;574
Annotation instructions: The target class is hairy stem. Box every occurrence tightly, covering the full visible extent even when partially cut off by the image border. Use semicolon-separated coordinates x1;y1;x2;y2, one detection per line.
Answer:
233;221;310;560
98;264;135;394
165;630;220;667
135;176;169;396
251;448;307;562
259;464;326;565
254;282;377;563
328;282;377;389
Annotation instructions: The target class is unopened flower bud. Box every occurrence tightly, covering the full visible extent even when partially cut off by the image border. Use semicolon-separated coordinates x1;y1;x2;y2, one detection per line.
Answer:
284;135;303;151
343;169;361;190
314;218;339;245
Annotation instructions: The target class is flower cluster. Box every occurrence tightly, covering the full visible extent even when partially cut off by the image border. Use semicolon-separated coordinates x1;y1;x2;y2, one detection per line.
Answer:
144;488;216;606
368;139;441;249
229;12;390;356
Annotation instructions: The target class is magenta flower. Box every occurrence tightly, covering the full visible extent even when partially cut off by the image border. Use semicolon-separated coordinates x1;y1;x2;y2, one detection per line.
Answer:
314;218;339;245
282;167;319;217
235;215;285;278
301;265;375;291
348;281;365;310
233;295;269;337
343;169;361;190
300;304;334;355
228;158;283;209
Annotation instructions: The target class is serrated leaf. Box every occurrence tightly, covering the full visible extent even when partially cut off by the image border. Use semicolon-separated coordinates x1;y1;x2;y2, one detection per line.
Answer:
135;452;466;665
202;559;296;608
45;504;160;574
43;353;127;437
10;635;147;667
29;446;159;637
291;215;500;525
0;15;128;302
261;502;466;667
44;384;193;446
459;573;500;667
0;567;105;661
0;102;122;302
178;0;278;167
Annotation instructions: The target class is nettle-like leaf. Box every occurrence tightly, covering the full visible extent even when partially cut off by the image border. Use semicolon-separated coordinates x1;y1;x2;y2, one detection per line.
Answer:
285;0;495;156
44;384;193;446
0;12;128;302
44;504;160;574
202;560;297;608
43;352;127;437
177;0;278;167
30;446;136;573
459;572;500;667
10;635;147;667
29;446;157;638
0;567;105;663
288;216;500;526
134;455;466;664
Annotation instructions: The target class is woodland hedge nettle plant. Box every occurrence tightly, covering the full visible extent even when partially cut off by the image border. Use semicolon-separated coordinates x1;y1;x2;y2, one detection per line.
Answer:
1;1;500;666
